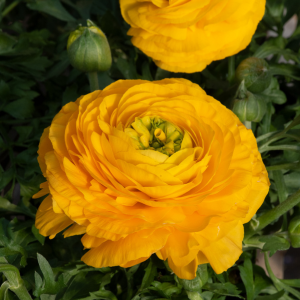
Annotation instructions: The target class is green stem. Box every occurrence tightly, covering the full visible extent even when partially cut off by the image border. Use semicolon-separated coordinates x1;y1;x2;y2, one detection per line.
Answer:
228;56;235;83
1;0;21;17
0;262;33;300
244;188;300;239
10;285;33;300
0;282;10;299
264;252;300;299
88;72;99;92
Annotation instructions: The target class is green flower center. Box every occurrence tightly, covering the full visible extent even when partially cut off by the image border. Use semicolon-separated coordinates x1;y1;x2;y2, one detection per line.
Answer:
125;116;192;156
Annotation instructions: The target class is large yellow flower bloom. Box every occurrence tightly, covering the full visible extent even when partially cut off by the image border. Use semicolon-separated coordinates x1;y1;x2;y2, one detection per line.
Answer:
120;0;266;73
34;79;269;279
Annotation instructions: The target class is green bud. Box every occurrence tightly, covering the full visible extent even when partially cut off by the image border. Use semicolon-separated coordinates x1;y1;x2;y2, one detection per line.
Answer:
232;92;267;123
236;57;272;93
152;142;161;149
67;20;112;73
288;215;300;248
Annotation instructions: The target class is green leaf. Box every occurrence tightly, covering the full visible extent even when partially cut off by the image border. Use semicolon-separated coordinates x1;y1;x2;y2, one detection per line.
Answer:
14;126;33;143
202;283;243;299
254;43;299;62
78;290;118;300
20;182;40;205
0;80;10;99
255;290;284;300
116;55;138;79
31;225;45;245
98;72;114;90
0;168;14;191
3;99;34;119
0;197;34;218
253;265;272;298
0;0;6;13
270;64;300;80
34;253;65;296
37;253;56;288
260;235;290;254
238;259;254;300
27;0;76;22
141;259;157;290
62;85;79;106
149;282;182;299
280;278;300;288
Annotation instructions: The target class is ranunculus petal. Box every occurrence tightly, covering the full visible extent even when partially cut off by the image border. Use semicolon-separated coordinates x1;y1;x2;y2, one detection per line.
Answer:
35;78;269;279
120;0;266;73
81;228;170;268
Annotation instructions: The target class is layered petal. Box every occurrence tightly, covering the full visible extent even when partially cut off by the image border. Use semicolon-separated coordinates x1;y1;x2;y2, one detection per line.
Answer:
120;0;266;73
35;78;269;279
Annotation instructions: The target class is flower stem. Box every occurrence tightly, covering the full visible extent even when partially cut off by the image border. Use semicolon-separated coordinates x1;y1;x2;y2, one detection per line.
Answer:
244;188;300;239
228;56;235;83
10;285;33;300
88;72;99;92
0;261;33;300
1;0;21;18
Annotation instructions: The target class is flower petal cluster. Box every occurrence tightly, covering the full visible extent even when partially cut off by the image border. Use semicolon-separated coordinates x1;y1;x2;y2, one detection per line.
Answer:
120;0;266;73
35;79;269;279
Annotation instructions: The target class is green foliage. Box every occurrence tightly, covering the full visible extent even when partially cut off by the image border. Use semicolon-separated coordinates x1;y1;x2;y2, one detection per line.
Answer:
0;0;300;299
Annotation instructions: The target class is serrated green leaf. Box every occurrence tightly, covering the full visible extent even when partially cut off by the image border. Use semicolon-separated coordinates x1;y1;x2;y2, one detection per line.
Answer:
0;197;34;217
37;253;56;288
34;271;43;291
141;259;157;290
31;225;45;245
238;259;254;300
270;64;300;80
78;290;118;300
14;126;33;143
202;283;243;299
3;99;34;119
260;235;290;254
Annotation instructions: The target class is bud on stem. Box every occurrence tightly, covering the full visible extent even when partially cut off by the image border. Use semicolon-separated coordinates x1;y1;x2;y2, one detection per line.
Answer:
235;57;272;93
67;20;112;92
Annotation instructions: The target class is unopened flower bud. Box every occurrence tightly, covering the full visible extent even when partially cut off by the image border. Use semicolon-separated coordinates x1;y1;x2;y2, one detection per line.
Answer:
232;93;267;123
236;57;272;93
67;20;112;73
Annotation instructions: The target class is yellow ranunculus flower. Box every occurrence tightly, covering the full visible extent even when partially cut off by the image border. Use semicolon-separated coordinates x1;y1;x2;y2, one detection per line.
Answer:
34;79;269;279
119;0;266;73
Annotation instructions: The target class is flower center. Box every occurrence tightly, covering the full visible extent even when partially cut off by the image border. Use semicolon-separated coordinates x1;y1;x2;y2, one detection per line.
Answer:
125;116;192;156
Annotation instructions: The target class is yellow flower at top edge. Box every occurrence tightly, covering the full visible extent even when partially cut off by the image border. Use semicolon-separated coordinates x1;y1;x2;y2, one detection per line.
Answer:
34;78;269;279
119;0;266;73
